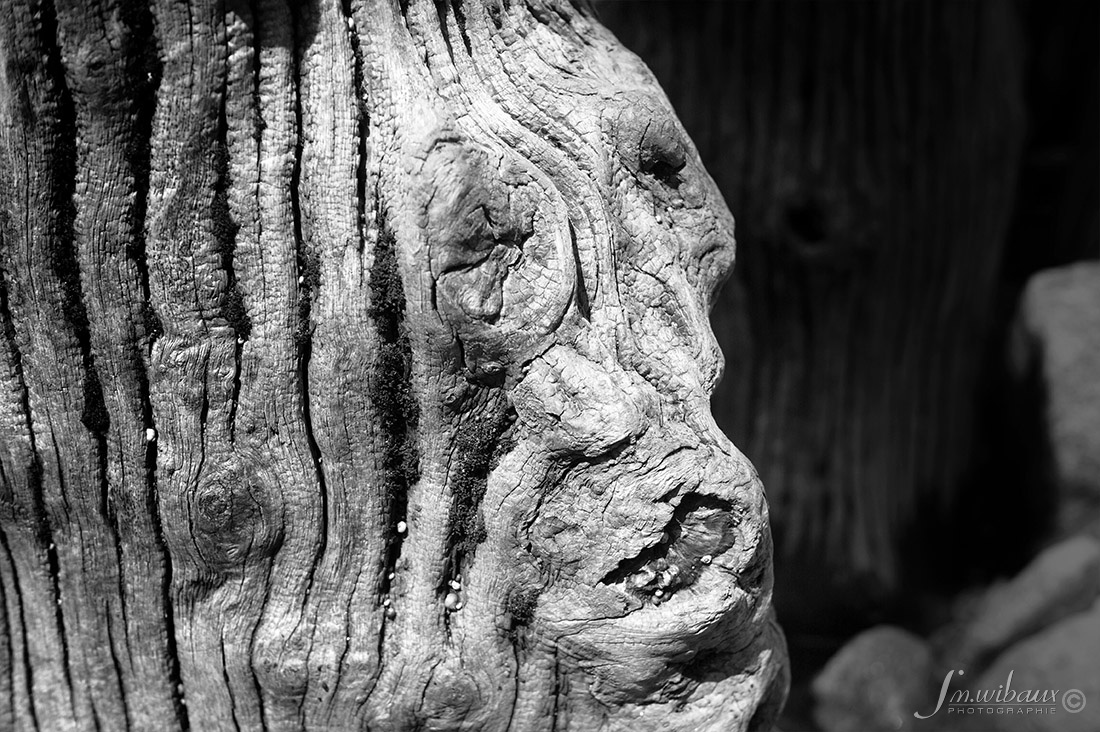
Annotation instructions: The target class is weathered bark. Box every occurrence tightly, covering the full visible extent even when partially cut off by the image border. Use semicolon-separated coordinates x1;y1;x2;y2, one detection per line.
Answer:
0;1;786;730
600;0;1026;591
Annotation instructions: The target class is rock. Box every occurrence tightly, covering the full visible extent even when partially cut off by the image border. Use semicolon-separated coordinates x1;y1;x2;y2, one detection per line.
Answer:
937;535;1100;674
944;600;1100;732
812;626;936;732
1013;261;1100;537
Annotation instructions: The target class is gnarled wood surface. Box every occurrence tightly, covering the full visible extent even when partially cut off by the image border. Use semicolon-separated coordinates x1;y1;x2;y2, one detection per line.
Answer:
0;0;787;729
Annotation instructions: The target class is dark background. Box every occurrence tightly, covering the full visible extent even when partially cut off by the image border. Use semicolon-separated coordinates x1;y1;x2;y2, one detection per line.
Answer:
598;1;1098;729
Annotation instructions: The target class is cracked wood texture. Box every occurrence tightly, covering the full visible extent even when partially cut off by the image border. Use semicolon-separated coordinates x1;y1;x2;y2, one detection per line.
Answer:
0;0;787;730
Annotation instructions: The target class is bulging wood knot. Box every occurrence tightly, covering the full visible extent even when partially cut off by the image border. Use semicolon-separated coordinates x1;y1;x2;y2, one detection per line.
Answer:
192;464;284;575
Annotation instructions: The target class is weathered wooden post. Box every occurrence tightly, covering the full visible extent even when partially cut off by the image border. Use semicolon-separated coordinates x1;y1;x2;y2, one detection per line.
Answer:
0;1;786;729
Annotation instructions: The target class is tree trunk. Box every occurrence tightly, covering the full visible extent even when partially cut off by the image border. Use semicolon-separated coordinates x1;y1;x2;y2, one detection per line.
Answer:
599;0;1026;595
0;1;786;730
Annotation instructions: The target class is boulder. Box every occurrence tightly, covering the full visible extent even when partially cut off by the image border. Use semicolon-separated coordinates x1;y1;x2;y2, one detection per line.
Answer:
812;625;936;732
1013;261;1100;537
945;600;1100;732
937;535;1100;674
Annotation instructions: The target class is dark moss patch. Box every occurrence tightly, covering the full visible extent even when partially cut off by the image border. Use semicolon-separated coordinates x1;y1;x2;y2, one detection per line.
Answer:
448;404;515;563
210;141;235;253
368;228;407;327
504;586;539;628
368;224;419;588
368;226;420;487
142;302;163;344
222;287;251;340
371;334;419;483
80;365;109;434
211;138;251;341
295;250;320;347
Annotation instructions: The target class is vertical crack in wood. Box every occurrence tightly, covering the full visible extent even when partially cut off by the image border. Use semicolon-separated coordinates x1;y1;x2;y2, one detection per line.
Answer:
549;647;562;732
95;425;124;732
0;245;53;729
220;634;244;732
0;529;28;728
568;223;590;321
32;0;83;718
43;531;76;725
341;0;370;254
450;0;473;56
214;78;250;442
56;0;189;721
239;1;271;728
34;6;104;448
120;0;190;723
101;599;129;731
213;59;250;442
433;0;457;66
288;0;331;677
0;542;11;727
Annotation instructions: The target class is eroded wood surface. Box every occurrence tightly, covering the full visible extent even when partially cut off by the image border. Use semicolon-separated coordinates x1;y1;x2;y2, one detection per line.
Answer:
0;0;787;729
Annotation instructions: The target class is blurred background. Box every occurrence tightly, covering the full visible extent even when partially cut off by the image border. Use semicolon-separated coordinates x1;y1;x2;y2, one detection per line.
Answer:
597;2;1098;730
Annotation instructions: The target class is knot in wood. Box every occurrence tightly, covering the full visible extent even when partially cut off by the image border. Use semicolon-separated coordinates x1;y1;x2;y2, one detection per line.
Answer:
192;466;282;573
